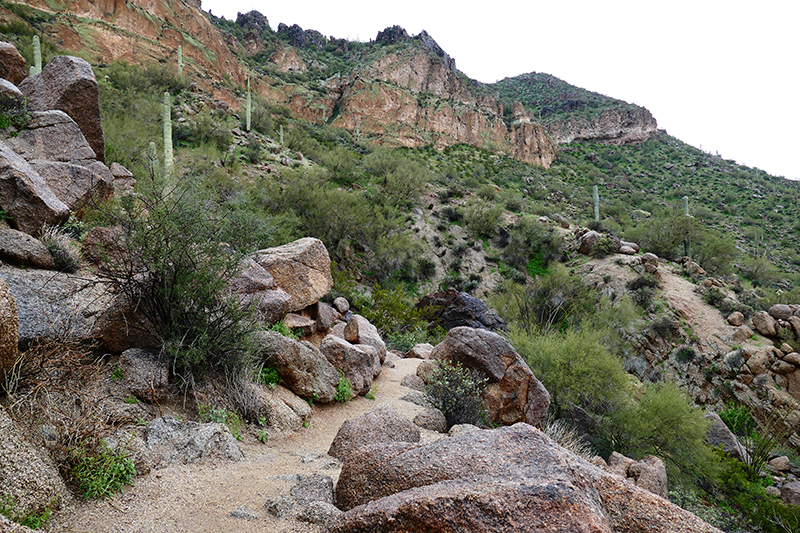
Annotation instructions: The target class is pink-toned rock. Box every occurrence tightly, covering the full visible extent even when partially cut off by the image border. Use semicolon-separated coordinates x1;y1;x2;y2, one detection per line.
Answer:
619;245;636;255
320;335;380;397
727;312;744;326
407;342;434;359
30;160;114;212
620;241;640;252
251;238;333;312
628;456;668;498
578;230;599;255
20;55;105;162
430;326;550;427
343;314;386;364
0;41;27;85
752;311;777;337
283;312;316;337
769;304;793;321
784;352;800;366
4;110;96;163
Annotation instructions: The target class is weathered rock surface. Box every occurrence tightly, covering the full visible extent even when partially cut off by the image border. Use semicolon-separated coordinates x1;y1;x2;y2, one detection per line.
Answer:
320;334;380;397
343;314;387;363
0;142;70;235
752;311;777;337
0;278;18;381
0;78;25;120
20;55;105;162
255;330;339;403
406;342;434;359
119;348;169;402
4;110;96;163
247;383;308;432
0;406;70;519
413;408;447;433
29;159;113;212
144;416;244;467
331;423;720;533
251;237;333;312
705;411;748;461
430;326;550;427
0;42;27;85
0;228;54;269
327;404;420;461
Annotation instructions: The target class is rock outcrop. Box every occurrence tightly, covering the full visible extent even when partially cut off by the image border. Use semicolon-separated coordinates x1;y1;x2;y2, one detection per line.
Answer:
144;416;244;467
417;289;506;332
0;278;19;381
331;423;720;532
429;326;550;427
20;55;105;161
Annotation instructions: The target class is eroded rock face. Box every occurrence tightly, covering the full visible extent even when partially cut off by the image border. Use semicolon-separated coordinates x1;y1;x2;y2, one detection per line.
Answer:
320;334;380;397
119;348;168;402
752;311;777;337
0;228;54;269
331;423;720;533
430;326;550;427
20;55;105;162
418;289;506;333
343;314;387;364
0;279;19;381
0;42;27;85
251;237;333;312
0;142;70;235
0;406;71;518
255;330;339;403
144;416;244;467
327;404;420;461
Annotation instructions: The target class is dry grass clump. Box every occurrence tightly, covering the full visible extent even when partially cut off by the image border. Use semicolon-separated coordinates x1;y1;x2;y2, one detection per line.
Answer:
542;418;594;460
40;224;81;274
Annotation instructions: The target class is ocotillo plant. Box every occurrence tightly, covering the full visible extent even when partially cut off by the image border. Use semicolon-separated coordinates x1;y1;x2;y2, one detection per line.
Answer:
177;45;183;77
163;92;173;179
592;185;599;222
683;196;691;257
245;73;251;132
29;35;42;76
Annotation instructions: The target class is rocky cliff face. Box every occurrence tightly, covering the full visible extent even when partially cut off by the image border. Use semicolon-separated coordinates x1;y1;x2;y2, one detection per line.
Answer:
2;0;247;102
545;104;658;144
3;1;557;166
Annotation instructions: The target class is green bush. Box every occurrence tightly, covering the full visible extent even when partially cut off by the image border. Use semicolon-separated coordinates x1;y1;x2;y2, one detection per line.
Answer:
256;365;281;388
71;444;136;499
501;215;561;273
94;175;259;376
464;198;504;238
334;371;353;403
424;360;488;430
198;406;244;441
626;275;659;309
510;327;629;416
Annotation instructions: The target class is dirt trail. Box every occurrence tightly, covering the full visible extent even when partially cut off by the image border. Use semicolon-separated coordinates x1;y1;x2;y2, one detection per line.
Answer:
44;358;428;533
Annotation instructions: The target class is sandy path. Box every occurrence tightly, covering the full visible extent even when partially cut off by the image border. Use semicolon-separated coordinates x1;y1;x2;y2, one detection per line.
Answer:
45;358;427;533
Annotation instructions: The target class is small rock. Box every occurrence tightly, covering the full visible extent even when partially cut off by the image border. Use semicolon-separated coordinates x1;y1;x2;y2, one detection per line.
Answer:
407;342;434;359
400;374;425;392
413;408;447;433
727;312;744;327
400;391;433;408
229;505;259;520
333;296;349;314
0;228;54;269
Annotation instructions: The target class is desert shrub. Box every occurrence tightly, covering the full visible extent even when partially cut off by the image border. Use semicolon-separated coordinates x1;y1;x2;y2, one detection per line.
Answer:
70;443;136;499
675;346;696;363
603;381;719;487
542;418;594;459
738;256;781;287
441;205;463;223
701;287;726;308
40;224;81;273
173;110;233;151
0;494;55;530
363;149;432;208
93;176;259;376
501;215;562;273
476;184;498;201
359;284;425;334
626;275;659;309
510;327;629;416
625;209;702;260
425;361;488;429
491;263;595;333
255;365;281;388
464;198;504;238
198;405;244;441
591;235;618;258
692;232;739;276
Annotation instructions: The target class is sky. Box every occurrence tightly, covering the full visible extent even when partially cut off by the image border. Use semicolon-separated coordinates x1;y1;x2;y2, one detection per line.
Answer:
202;0;800;181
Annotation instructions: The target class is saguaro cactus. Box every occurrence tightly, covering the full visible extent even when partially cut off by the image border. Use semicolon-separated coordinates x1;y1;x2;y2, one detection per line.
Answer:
177;45;183;77
279;124;284;145
147;141;158;179
163;92;173;179
245;73;251;132
29;35;42;76
593;185;600;222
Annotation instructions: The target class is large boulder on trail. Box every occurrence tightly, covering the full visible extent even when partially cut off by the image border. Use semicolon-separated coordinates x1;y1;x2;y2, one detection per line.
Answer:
328;404;420;461
254;330;339;403
429;326;550;427
343;314;386;364
752;311;777;337
250;237;333;312
331;423;722;533
20;55;105;162
320;334;380;397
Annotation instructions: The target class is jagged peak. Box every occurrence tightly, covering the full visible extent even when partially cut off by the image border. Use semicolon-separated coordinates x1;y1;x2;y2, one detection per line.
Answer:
415;30;456;73
234;10;269;33
375;25;410;45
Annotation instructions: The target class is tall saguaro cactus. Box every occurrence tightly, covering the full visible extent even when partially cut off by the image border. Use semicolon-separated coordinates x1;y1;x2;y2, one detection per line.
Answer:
29;35;42;76
593;185;600;222
177;45;183;77
245;73;251;132
163;92;173;180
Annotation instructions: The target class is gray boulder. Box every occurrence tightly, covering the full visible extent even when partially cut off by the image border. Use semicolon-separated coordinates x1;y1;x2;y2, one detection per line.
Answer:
20;55;105;162
4;110;96;163
144;416;244;467
413;408;447;433
0;406;70;519
0;78;25;121
328;404;420;461
0;278;19;381
752;311;777;337
705;411;748;461
0;228;54;269
430;326;550;427
0;142;70;235
255;330;339;403
30;159;113;213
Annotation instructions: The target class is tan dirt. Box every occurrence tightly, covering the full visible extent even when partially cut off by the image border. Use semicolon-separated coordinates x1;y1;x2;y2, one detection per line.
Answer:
44;358;431;533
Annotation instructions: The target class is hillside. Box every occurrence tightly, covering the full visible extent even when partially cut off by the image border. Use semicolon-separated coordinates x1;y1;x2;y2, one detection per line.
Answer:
3;1;800;531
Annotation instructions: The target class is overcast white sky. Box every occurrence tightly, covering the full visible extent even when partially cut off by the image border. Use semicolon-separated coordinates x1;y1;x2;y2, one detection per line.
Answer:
203;0;799;181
